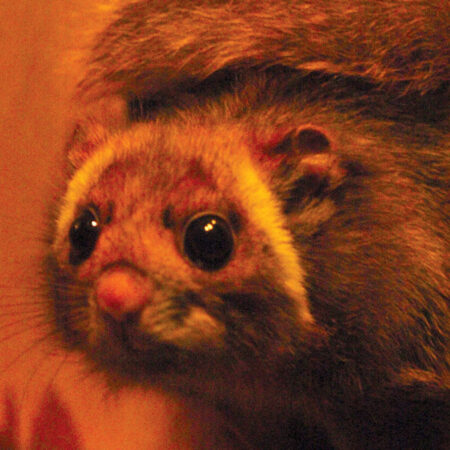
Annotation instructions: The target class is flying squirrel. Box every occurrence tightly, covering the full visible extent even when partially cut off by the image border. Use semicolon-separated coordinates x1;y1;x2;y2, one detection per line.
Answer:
47;1;449;448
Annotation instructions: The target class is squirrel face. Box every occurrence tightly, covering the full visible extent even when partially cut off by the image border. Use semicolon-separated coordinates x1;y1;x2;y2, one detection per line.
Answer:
50;117;324;382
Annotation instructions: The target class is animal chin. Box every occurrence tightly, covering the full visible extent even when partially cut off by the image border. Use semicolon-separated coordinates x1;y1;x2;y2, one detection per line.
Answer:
93;297;225;355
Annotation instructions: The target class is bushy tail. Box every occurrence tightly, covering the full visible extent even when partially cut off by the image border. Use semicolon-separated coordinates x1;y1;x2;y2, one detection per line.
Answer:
78;0;449;100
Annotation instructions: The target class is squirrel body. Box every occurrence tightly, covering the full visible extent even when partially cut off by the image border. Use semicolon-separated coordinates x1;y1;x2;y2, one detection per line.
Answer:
48;2;449;448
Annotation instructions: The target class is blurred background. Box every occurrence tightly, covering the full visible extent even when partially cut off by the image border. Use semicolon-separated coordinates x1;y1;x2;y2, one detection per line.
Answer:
0;2;232;448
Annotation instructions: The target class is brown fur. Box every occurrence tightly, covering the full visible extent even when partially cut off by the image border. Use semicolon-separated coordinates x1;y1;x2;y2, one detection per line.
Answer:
78;0;449;100
48;1;449;449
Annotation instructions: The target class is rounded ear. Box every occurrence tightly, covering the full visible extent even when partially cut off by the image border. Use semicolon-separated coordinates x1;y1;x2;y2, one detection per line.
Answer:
255;124;366;214
291;125;332;154
65;96;128;169
256;125;348;211
261;125;332;157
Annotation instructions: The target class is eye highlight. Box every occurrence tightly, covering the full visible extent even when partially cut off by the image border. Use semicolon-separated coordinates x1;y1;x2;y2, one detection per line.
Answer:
69;207;101;265
183;213;234;271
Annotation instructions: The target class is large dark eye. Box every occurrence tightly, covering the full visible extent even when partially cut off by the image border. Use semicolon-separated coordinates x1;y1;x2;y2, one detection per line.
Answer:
183;213;234;271
69;207;101;265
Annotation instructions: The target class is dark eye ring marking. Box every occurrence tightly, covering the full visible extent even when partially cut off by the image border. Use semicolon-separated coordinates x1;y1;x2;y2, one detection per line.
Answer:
162;206;175;229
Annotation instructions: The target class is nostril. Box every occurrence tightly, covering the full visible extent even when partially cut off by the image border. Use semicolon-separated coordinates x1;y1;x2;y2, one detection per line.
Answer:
95;266;148;321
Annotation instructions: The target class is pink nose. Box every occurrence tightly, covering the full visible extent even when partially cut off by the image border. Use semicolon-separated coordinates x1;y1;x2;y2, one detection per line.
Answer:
95;267;148;321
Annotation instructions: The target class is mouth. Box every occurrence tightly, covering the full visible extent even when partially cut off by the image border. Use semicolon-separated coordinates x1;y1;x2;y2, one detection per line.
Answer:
90;292;226;366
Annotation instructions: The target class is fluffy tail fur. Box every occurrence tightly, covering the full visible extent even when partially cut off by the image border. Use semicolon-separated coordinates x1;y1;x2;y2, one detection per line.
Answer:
78;0;449;100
